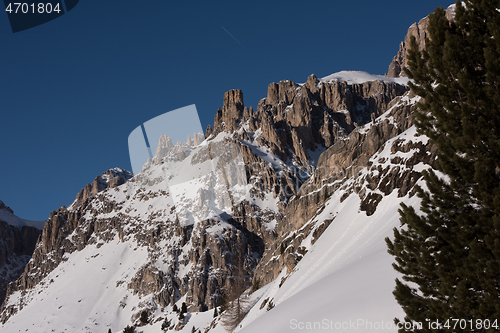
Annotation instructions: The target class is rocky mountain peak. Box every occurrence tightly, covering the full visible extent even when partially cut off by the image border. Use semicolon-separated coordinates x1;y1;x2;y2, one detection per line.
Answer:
213;89;245;133
154;132;204;161
266;79;298;106
387;4;456;77
0;200;41;307
205;124;213;138
156;133;174;154
211;71;408;174
72;167;133;207
304;73;320;94
0;201;13;215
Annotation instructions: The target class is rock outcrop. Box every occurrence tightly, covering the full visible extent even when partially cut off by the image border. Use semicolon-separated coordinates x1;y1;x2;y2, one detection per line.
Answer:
253;92;438;286
72;168;133;207
387;4;456;77
0;201;40;306
212;73;407;170
1;167;134;308
154;132;204;161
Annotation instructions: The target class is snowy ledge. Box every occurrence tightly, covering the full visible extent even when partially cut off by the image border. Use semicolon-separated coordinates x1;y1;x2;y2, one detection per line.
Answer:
320;70;410;85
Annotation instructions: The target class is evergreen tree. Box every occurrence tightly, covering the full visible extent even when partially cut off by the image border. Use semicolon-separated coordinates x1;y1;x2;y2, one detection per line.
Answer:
172;304;178;313
266;300;275;312
108;329;112;333
161;316;169;331
220;279;251;332
139;310;148;324
122;326;135;333
213;306;218;318
386;0;500;330
181;302;188;314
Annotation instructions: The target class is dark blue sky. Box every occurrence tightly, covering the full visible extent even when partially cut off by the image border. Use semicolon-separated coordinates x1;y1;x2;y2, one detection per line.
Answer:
0;0;453;221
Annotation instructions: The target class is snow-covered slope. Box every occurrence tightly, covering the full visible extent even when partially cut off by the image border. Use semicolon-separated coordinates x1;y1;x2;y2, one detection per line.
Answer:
1;69;428;333
0;201;27;228
0;203;45;230
237;125;430;333
0;129;281;331
1;123;432;333
2;237;148;332
321;70;410;85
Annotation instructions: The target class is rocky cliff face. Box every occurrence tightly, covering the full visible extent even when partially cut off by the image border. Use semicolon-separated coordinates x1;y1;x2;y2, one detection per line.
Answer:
387;4;456;77
2;169;131;282
0;201;40;306
0;168;133;320
253;91;438;286
214;73;407;170
72;168;133;207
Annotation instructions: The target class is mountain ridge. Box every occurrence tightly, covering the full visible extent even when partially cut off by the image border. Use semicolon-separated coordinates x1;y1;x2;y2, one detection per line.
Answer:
0;70;421;332
1;6;441;332
0;201;40;307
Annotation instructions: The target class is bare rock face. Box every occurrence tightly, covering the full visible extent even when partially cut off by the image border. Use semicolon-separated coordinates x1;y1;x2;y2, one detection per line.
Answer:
387;5;455;77
0;202;40;306
387;16;430;77
73;168;133;207
253;90;438;285
387;5;456;77
205;124;213;138
213;74;407;170
154;132;204;161
213;89;245;134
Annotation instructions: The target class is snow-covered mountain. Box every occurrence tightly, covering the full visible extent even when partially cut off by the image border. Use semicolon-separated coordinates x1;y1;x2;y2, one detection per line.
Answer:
72;167;134;208
0;201;41;306
0;74;431;333
0;7;444;333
